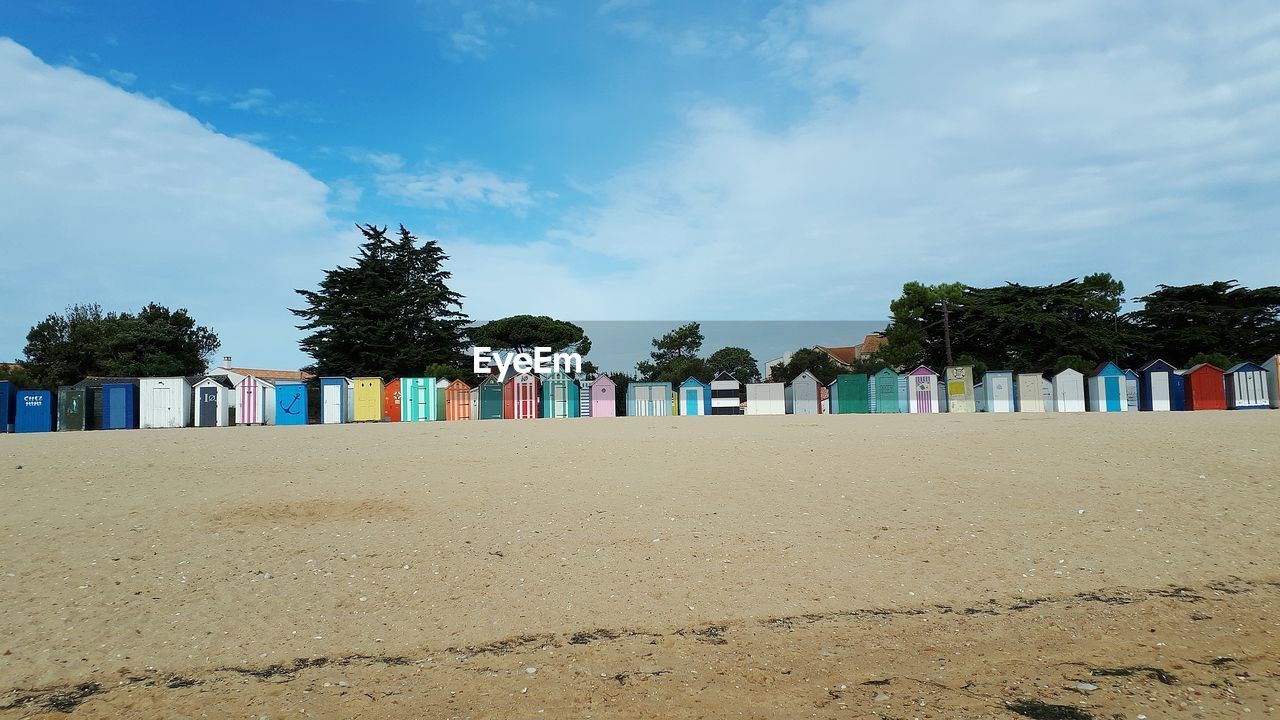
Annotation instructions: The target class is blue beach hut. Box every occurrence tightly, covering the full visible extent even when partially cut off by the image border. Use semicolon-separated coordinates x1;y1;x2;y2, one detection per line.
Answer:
15;390;55;433
1086;362;1128;412
678;377;711;416
1123;369;1140;411
275;381;308;425
541;371;580;418
0;380;14;433
1226;362;1270;409
101;382;139;429
320;377;353;424
1138;359;1177;412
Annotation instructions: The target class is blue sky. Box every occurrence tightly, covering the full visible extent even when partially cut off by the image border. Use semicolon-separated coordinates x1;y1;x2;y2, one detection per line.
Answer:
2;1;1278;372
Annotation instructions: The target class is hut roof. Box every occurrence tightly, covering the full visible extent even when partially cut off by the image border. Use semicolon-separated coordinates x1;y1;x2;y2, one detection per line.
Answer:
71;376;139;389
1227;361;1265;374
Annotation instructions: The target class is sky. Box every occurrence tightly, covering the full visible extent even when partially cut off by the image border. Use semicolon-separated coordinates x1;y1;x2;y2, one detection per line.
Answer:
1;1;1278;373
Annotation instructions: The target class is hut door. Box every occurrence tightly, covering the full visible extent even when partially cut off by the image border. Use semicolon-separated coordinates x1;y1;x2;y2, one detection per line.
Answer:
553;383;568;417
1104;377;1121;411
1149;372;1169;410
243;381;258;424
683;388;698;415
199;387;217;426
322;384;341;423
415;384;430;421
516;379;536;418
153;388;171;424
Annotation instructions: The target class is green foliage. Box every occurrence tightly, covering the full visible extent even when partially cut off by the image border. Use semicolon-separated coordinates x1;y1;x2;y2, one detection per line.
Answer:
636;322;710;383
1130;281;1280;366
423;363;468;382
1187;351;1231;370
767;347;845;385
606;371;633;415
20;302;219;390
706;346;760;383
292;224;471;378
469;315;592;357
0;363;36;388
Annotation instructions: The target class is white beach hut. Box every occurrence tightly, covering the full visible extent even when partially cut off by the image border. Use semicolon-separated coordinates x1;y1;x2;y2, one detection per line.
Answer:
1015;373;1045;412
139;376;193;428
982;371;1015;413
1051;368;1087;413
785;371;822;415
746;383;785;415
192;375;234;427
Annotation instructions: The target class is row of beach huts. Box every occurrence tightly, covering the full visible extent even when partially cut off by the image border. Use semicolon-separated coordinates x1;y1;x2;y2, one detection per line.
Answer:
1;358;1278;433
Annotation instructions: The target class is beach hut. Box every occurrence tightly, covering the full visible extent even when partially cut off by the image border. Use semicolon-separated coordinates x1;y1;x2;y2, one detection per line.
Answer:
1226;362;1269;409
0;380;14;433
97;381;138;430
1085;362;1128;412
542;372;580;419
435;379;449;420
819;385;829;413
1123;369;1140;411
192;375;233;427
589;375;617;418
236;375;276;425
944;366;976;413
139;377;192;428
1051;368;1086;412
828;374;866;414
980;371;1015;412
896;374;910;412
710;371;743;415
1138;359;1177;412
15;390;54;433
626;381;672;417
1183;364;1226;410
444;379;472;420
477;375;504;419
787;371;822;415
400;378;439;422
746;382;786;415
1013;373;1044;412
872;368;899;413
275;381;308;426
1265;355;1280;409
1040;375;1057;412
504;372;540;419
382;379;402;422
678;377;711;416
907;366;939;413
320;377;353;424
56;385;93;431
353;377;383;422
469;386;480;419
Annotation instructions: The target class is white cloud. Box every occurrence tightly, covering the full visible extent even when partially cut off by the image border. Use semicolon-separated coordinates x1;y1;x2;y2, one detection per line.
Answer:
104;68;135;85
0;38;348;368
547;1;1280;319
376;164;534;211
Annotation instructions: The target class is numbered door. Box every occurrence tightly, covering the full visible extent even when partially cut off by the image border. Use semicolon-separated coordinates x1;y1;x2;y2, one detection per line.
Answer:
198;387;218;426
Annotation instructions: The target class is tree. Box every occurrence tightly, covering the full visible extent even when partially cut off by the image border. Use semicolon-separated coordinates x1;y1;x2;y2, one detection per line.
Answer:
606;371;633;416
635;322;708;383
469;315;592;361
20;302;219;389
292;224;470;378
706;346;760;382
767;347;845;385
1130;281;1280;366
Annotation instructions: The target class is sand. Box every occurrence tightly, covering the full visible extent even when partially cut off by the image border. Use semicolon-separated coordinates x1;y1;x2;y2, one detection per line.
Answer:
0;411;1277;718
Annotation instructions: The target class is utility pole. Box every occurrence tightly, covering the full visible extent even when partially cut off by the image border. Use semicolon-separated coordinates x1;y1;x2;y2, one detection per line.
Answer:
941;297;953;366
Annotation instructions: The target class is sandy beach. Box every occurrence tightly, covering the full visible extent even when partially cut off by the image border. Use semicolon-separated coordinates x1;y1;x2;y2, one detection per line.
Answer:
1;412;1277;718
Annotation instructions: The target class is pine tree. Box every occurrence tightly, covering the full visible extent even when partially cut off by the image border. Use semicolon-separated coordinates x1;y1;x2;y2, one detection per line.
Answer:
292;224;470;378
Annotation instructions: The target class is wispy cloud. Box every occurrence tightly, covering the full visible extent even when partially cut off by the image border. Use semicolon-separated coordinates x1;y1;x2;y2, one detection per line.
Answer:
420;0;550;61
104;68;136;85
376;163;534;211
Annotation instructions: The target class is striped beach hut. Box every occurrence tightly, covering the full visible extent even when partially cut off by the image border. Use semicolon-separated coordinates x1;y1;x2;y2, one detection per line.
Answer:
274;381;308;425
382;379;402;422
787;371;822;415
907;366;939;413
1265;355;1280;409
1015;373;1045;412
1123;369;1140;411
353;377;383;422
579;379;593;417
477;375;504;419
710;371;743;415
504;372;540;419
15;390;54;433
746;382;785;415
236;375;276;425
678;377;711;416
589;375;617;418
401;378;439;422
829;374;868;414
944;366;976;413
982;371;1015;413
1085;362;1128;412
872;368;899;413
626;381;672;416
541;372;580;419
445;379;472;420
1184;363;1226;410
320;377;353;424
1225;362;1269;409
1138;359;1177;411
192;375;233;427
1051;368;1086;413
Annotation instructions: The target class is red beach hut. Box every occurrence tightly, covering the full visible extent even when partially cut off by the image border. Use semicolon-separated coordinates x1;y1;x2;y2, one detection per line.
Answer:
1183;363;1226;410
382;379;402;422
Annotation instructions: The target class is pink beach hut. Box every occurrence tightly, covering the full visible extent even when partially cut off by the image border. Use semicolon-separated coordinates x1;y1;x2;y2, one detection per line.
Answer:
908;366;939;413
590;375;617;417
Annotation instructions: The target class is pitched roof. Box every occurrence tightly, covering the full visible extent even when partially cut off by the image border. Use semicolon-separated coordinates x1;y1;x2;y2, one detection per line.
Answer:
226;367;314;381
1185;363;1224;374
711;370;739;382
815;345;857;366
194;374;235;389
854;333;888;358
1227;361;1265;373
71;376;139;389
